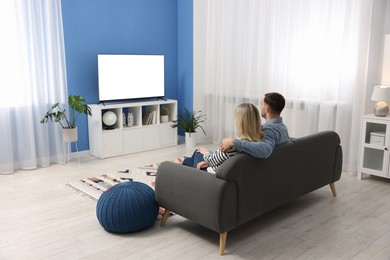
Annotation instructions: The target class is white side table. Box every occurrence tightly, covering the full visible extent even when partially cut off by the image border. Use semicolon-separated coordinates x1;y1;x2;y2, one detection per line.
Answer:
358;114;390;180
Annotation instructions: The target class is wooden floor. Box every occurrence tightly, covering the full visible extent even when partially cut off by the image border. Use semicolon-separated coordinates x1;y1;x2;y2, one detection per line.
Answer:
1;143;390;259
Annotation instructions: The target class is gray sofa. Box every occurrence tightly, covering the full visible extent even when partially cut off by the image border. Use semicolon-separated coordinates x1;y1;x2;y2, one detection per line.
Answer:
155;131;343;255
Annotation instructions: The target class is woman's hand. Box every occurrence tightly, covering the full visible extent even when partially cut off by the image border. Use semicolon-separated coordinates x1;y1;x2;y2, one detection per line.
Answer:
197;161;209;169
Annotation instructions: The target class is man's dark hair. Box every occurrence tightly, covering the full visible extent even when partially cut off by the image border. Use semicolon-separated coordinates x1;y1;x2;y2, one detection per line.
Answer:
264;92;285;114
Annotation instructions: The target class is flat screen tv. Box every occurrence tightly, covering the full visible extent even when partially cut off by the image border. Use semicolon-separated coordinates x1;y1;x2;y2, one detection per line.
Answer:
97;54;164;102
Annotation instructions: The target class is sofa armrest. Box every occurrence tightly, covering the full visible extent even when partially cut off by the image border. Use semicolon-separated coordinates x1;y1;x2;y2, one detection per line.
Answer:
155;161;237;233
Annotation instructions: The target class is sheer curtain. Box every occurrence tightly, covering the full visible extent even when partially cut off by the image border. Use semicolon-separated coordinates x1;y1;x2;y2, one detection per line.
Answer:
194;0;376;172
0;0;68;174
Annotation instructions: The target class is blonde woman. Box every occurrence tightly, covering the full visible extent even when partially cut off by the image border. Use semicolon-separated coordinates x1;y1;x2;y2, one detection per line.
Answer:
182;103;265;173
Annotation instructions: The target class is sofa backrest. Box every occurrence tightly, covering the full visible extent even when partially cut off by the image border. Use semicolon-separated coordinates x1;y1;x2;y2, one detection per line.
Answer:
216;130;342;226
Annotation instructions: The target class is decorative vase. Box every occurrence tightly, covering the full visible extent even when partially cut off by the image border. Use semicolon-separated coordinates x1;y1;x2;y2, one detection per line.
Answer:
62;127;78;143
185;132;196;149
374;102;389;117
160;115;169;123
102;111;117;126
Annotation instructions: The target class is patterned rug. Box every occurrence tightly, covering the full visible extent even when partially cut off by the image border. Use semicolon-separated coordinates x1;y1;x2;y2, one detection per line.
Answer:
67;159;182;201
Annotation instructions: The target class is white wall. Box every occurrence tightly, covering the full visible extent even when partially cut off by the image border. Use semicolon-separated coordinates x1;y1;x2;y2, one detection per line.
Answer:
365;0;390;114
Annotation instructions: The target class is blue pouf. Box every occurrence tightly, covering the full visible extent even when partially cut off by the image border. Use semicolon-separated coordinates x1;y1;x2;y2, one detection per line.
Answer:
96;181;159;233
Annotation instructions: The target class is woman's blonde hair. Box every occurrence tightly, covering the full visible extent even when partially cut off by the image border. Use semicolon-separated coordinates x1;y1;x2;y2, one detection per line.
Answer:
234;103;265;142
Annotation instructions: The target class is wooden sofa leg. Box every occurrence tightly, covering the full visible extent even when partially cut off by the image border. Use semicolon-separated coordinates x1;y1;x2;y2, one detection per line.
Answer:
161;209;170;227
220;232;227;256
329;183;337;197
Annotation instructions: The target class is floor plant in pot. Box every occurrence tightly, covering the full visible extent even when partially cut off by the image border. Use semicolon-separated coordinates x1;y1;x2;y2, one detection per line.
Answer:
171;107;206;148
40;95;92;142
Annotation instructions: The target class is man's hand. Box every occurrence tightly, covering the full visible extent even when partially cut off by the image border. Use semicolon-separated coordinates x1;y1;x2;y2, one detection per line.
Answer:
220;137;234;152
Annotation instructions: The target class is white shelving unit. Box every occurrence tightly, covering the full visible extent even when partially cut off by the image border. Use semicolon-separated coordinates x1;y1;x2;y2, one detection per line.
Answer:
88;99;177;158
358;114;390;180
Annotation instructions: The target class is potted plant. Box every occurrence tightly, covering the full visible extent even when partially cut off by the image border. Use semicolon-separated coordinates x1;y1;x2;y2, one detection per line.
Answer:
171;107;206;148
40;95;92;142
160;107;169;123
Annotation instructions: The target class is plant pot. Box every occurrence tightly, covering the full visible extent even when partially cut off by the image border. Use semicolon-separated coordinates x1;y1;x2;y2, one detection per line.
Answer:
160;115;169;123
62;127;78;143
185;132;196;149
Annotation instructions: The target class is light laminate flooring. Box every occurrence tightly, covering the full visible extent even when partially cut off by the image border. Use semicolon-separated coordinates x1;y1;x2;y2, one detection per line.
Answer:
1;143;390;259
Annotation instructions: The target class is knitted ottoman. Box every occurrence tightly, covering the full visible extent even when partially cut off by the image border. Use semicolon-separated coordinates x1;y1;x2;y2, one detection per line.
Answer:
96;181;159;233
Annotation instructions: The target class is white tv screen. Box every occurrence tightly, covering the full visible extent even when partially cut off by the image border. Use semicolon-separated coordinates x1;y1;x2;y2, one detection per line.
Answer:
98;54;164;102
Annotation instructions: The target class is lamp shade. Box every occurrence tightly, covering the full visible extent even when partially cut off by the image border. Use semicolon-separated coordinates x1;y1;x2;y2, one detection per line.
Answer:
371;86;390;101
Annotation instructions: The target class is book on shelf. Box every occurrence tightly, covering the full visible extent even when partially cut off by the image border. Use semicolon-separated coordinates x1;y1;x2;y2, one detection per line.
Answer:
147;111;153;125
142;111;150;125
143;110;156;125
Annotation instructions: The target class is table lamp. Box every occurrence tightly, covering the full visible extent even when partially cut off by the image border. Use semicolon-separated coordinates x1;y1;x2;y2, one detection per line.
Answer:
371;85;390;116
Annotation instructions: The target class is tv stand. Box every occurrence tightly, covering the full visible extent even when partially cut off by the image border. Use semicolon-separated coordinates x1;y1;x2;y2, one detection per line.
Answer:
88;99;177;159
157;97;167;101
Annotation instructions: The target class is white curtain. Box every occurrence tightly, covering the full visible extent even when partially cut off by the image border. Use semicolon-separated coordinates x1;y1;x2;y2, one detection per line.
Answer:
0;0;68;174
194;0;377;172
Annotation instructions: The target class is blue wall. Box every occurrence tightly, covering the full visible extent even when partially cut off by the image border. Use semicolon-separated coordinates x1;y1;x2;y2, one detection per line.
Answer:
61;0;193;151
177;0;193;136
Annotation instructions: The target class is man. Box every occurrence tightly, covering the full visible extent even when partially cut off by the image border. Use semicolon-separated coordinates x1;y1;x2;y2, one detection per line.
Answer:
220;92;289;158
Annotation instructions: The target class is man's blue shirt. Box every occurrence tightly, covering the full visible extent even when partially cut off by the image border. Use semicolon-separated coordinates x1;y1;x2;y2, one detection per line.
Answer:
233;117;289;158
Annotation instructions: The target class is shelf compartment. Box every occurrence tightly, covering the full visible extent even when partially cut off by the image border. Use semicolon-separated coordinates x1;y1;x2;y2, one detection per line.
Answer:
364;122;387;144
123;106;141;128
142;105;158;126
101;108;121;131
160;103;177;123
362;147;384;171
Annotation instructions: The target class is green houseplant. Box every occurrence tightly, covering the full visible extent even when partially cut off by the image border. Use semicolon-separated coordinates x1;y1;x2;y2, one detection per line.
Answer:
160;107;169;123
40;95;92;142
171;107;206;148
